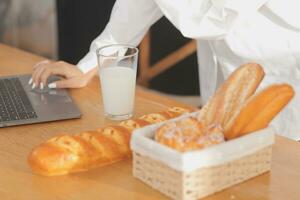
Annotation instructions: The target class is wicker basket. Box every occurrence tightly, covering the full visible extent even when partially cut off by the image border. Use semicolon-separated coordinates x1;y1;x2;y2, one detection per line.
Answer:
131;113;274;200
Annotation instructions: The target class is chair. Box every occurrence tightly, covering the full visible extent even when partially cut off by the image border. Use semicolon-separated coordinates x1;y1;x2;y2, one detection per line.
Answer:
138;31;201;107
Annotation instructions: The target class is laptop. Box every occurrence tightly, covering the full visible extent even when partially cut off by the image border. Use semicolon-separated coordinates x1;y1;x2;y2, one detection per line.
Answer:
0;74;81;127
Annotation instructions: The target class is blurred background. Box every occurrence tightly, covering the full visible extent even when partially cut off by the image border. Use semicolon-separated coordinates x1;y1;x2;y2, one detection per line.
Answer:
0;0;200;106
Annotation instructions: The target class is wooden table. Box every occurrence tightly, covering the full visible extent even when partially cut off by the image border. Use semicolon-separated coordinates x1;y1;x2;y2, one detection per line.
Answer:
0;44;299;200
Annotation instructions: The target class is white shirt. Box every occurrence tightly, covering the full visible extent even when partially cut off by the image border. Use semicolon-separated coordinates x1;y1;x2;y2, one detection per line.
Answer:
77;0;300;140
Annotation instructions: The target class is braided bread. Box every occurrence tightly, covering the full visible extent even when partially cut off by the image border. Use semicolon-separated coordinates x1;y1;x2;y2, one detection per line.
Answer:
119;119;150;132
28;106;195;176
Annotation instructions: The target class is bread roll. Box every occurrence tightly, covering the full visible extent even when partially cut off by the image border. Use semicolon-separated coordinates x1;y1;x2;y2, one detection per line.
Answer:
155;118;224;152
28;107;194;176
225;84;295;139
155;118;205;152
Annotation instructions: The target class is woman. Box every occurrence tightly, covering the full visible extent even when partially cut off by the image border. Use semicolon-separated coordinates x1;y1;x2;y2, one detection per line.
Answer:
30;0;300;140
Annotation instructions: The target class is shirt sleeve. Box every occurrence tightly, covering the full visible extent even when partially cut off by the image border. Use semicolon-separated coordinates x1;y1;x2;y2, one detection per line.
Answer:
259;0;300;32
77;0;163;73
153;0;268;40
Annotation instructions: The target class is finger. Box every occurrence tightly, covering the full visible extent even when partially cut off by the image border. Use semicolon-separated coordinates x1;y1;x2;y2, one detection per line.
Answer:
31;66;46;88
31;64;45;83
40;68;53;88
33;60;50;69
48;77;86;89
30;60;51;86
29;67;41;85
28;77;33;85
33;64;67;86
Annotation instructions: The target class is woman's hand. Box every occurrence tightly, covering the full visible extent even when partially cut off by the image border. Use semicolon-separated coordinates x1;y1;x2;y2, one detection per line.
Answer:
29;60;97;89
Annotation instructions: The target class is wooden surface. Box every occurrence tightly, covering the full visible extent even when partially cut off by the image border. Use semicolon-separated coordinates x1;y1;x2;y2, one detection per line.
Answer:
0;44;299;200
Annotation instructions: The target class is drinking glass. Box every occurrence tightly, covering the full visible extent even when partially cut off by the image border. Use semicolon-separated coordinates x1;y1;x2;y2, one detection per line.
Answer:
96;44;138;120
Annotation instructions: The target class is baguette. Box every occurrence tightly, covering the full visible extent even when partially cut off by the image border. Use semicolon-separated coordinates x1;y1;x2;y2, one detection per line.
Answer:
28;107;195;176
225;84;295;139
197;63;265;130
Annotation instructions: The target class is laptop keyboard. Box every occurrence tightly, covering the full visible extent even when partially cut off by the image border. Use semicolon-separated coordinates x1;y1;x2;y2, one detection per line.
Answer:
0;78;37;122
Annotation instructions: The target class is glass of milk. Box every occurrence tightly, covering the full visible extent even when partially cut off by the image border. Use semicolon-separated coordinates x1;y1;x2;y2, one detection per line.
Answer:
96;44;138;120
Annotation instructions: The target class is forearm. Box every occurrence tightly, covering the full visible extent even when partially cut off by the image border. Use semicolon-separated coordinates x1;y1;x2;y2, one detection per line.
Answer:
77;0;163;73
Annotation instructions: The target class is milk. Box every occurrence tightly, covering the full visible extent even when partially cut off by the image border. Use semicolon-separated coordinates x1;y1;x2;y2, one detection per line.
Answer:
99;66;136;116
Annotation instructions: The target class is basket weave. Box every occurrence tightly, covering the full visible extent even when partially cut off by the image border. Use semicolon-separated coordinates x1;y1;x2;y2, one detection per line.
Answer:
133;146;272;200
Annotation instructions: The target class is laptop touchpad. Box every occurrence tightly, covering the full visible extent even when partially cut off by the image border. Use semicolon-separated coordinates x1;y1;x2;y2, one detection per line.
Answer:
29;88;72;105
30;76;72;105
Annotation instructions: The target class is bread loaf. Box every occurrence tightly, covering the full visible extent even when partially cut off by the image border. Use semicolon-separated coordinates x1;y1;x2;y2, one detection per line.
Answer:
197;63;265;130
28;106;195;176
225;84;295;139
155;63;264;152
155;64;294;153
